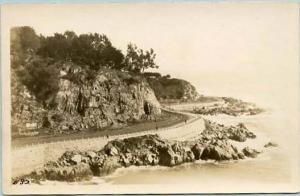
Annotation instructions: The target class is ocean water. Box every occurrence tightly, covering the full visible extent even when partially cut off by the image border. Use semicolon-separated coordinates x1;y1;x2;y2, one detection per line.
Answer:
82;94;300;192
40;91;300;192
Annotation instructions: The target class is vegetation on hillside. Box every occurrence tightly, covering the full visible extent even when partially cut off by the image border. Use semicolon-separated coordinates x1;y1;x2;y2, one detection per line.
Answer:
11;26;158;105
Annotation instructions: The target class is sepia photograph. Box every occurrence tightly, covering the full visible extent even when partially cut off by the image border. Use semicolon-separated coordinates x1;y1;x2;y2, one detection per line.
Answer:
1;2;300;194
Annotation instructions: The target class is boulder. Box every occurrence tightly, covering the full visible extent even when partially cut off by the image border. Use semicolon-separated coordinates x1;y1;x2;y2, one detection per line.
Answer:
120;154;131;167
246;132;256;139
89;153;106;170
242;147;260;158
98;157;121;176
59;151;83;165
191;143;203;160
70;154;82;165
145;152;159;165
158;145;177;166
171;142;183;154
61;125;68;130
43;163;92;182
104;143;119;156
173;154;183;165
228;131;247;142
86;151;97;159
237;152;245;159
264;142;278;148
201;143;237;161
133;157;144;166
182;147;195;162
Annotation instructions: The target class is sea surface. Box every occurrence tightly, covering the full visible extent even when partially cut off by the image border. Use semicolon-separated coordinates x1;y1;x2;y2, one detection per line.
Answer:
96;105;299;187
47;99;298;191
41;94;300;192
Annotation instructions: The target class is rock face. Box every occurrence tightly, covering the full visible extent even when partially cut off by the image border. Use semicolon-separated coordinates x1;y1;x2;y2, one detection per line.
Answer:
11;69;45;136
146;75;200;101
12;67;161;134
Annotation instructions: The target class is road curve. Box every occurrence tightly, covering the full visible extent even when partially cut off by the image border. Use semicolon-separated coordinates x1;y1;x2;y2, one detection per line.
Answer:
11;107;205;178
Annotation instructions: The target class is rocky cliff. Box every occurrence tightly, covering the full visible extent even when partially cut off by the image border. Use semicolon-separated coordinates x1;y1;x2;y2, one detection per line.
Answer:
146;74;199;101
12;65;161;135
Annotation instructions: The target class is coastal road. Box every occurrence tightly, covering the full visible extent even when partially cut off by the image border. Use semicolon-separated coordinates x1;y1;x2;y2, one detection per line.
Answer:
158;109;205;141
11;107;205;178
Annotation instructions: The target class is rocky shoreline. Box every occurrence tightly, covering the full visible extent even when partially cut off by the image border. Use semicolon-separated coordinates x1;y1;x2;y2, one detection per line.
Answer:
192;97;264;116
13;119;276;184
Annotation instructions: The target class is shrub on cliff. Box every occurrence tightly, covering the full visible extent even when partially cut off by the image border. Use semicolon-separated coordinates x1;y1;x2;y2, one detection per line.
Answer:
17;56;59;107
10;26;40;69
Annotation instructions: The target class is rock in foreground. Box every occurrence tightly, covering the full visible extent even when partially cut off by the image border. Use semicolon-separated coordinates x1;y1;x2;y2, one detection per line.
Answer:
14;129;263;183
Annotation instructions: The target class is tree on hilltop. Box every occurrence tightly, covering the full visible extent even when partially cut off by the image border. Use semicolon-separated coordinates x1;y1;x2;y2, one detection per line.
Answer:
37;32;124;70
10;26;40;68
124;43;158;73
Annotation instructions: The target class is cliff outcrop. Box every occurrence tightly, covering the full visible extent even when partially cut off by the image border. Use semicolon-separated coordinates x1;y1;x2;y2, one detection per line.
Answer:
145;74;199;101
12;65;161;135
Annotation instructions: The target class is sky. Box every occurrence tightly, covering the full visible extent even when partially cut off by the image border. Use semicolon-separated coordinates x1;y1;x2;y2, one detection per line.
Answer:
2;2;299;105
